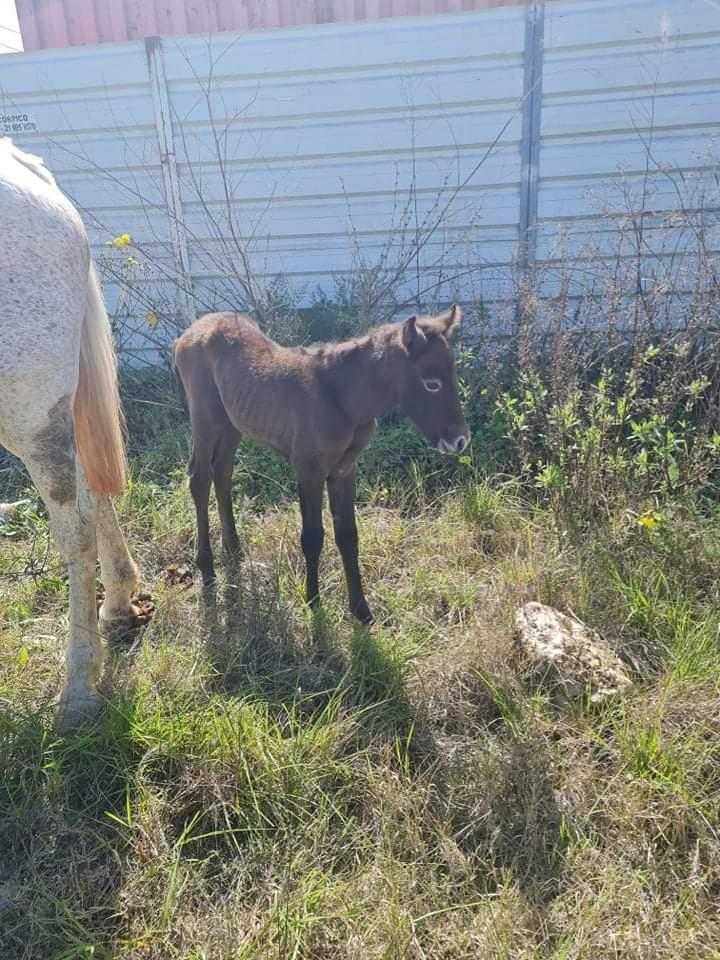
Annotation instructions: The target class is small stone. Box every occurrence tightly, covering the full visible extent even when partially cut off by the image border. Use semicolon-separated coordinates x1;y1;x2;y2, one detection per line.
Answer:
515;601;632;703
0;500;30;523
164;565;193;587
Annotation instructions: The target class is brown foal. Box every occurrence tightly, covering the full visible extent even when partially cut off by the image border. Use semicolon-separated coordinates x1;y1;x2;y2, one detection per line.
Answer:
173;305;469;623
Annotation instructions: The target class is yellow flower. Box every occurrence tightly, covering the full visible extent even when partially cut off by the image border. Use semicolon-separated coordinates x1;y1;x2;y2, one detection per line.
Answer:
145;309;159;329
107;232;132;248
638;512;660;530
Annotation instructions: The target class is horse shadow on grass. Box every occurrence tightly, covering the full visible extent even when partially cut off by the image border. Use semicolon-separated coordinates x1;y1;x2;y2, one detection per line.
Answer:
198;555;433;762
196;556;566;906
199;556;347;708
444;733;566;906
429;665;568;906
0;697;141;959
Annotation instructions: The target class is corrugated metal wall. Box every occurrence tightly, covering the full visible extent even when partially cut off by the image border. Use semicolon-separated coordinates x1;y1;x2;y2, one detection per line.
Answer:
163;9;526;314
538;0;720;302
0;6;528;348
1;0;719;358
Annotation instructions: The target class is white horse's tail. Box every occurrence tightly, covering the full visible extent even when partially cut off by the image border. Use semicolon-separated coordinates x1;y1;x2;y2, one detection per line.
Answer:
73;264;128;496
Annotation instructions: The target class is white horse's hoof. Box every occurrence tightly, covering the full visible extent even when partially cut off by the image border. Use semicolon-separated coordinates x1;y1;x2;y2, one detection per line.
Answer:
100;597;155;641
55;691;102;732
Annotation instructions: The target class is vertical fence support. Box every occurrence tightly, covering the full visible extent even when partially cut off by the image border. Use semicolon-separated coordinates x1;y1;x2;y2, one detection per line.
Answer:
518;1;545;277
145;35;195;326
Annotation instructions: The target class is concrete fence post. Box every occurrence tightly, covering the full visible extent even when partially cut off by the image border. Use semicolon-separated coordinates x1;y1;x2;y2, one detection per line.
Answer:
518;0;545;276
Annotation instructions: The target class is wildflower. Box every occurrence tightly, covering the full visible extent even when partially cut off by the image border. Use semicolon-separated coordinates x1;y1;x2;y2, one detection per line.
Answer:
146;309;159;329
107;232;132;248
637;511;661;530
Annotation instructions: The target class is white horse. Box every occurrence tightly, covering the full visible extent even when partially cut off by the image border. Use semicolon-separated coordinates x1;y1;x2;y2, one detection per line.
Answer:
0;139;145;728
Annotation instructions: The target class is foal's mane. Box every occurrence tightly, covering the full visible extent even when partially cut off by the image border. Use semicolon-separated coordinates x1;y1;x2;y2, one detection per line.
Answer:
302;321;399;364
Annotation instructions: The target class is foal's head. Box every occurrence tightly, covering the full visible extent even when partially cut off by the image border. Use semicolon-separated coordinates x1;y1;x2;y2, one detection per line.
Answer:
395;305;470;455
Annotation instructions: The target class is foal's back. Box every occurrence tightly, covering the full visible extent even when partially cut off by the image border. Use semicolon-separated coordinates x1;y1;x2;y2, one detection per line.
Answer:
174;312;342;463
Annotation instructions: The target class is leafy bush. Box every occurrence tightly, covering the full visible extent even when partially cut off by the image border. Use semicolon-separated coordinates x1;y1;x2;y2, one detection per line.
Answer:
496;329;720;532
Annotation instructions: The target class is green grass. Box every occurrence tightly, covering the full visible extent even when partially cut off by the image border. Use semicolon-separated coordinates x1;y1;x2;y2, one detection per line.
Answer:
2;449;720;958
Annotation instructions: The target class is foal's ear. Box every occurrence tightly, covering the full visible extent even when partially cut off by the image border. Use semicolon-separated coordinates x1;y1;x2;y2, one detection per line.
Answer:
438;304;463;337
402;315;427;354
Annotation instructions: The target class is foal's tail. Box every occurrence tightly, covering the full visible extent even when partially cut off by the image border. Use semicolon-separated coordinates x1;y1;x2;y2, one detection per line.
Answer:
170;341;189;415
73;263;128;496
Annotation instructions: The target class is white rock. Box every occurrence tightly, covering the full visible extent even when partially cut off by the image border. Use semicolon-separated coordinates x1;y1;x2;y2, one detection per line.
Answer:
515;601;632;703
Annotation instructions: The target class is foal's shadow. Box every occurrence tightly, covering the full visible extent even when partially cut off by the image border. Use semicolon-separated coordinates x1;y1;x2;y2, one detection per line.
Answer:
197;555;431;762
346;622;433;757
198;555;348;711
472;734;566;905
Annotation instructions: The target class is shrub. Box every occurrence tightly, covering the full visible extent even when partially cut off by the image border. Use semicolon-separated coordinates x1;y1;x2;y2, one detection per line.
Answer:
496;329;720;532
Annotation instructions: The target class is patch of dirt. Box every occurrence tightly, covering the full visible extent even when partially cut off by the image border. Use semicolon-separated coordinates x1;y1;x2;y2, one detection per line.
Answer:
164;563;194;588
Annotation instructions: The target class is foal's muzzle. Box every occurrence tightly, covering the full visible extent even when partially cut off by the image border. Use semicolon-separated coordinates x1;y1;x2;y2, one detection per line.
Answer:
437;432;470;455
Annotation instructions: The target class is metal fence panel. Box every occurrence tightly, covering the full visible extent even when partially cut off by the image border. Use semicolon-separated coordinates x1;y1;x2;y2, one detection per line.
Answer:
1;0;718;359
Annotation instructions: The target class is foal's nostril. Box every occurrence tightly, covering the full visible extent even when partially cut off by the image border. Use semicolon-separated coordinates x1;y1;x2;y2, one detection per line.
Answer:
455;435;467;453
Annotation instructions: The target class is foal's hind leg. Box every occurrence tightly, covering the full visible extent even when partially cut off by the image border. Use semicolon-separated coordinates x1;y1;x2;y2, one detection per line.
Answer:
189;440;215;584
181;367;234;585
213;426;242;558
297;468;325;610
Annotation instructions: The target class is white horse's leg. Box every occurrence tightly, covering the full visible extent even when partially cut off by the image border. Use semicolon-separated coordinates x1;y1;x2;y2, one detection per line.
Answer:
16;426;102;727
53;479;102;726
96;497;139;622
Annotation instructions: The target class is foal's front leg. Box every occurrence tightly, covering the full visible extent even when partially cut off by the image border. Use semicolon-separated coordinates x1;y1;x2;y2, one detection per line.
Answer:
328;469;373;624
297;471;325;610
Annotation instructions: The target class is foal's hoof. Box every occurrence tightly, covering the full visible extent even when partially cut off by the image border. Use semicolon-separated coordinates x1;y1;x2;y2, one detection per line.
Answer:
352;601;374;626
55;691;102;733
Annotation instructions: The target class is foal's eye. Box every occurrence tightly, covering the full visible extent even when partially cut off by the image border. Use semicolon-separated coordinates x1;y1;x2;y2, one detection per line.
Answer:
423;378;442;393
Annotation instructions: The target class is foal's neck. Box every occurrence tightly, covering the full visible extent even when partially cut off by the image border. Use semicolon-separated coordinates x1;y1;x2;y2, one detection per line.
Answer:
319;327;399;426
